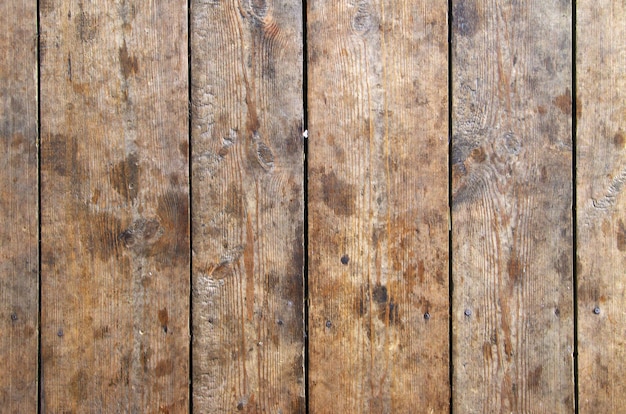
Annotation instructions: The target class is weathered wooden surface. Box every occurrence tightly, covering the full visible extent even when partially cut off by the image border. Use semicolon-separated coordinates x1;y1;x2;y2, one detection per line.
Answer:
452;1;574;412
577;2;626;412
190;0;304;412
0;2;38;412
40;1;189;412
307;1;449;412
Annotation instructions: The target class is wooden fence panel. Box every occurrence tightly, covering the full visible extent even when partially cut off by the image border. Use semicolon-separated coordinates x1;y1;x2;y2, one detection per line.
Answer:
40;1;189;412
190;1;305;412
577;2;626;412
307;1;450;412
451;1;574;412
0;2;38;412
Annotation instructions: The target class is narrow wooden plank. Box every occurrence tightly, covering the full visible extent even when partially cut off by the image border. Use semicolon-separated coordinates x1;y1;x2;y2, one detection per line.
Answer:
308;1;449;411
40;1;189;412
191;1;304;412
577;2;626;412
451;1;574;412
0;2;38;412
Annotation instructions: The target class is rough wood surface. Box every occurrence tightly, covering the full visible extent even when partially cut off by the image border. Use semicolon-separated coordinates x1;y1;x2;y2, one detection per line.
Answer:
40;1;189;412
307;1;449;412
577;2;626;412
451;1;574;412
190;1;304;412
0;2;38;412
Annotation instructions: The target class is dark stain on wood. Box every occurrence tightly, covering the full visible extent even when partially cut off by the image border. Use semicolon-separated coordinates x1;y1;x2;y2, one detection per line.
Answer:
158;308;169;328
507;252;522;285
119;40;139;78
553;89;572;115
77;12;98;42
155;359;174;377
528;365;543;389
110;152;139;201
614;132;625;148
320;170;355;216
154;191;189;265
617;219;626;251
69;369;89;400
453;1;480;37
80;209;123;261
372;284;388;304
119;217;163;256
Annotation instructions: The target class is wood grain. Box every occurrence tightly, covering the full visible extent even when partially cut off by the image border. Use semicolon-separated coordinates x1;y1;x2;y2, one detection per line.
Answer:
190;1;304;412
40;1;189;412
451;1;574;412
577;2;626;412
0;2;38;412
307;1;449;412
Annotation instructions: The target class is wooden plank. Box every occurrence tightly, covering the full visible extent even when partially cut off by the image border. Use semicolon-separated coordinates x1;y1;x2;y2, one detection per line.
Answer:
307;1;449;412
190;1;304;412
0;2;38;412
40;1;189;412
577;2;626;412
451;1;574;412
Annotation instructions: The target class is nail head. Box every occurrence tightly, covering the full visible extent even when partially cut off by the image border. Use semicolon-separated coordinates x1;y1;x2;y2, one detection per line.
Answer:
593;306;601;315
464;309;472;317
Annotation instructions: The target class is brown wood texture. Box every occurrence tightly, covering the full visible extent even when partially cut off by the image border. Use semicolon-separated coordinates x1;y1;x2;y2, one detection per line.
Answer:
307;1;449;412
40;1;189;412
0;2;39;412
452;1;574;412
577;2;626;412
190;1;304;412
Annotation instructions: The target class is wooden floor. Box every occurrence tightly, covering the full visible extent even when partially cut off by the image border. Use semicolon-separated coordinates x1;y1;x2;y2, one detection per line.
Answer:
1;1;624;413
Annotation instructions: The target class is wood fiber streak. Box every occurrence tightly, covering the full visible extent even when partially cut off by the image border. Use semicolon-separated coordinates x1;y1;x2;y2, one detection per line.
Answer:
577;2;626;412
308;1;449;412
452;1;574;412
0;2;38;412
40;1;189;412
191;0;304;412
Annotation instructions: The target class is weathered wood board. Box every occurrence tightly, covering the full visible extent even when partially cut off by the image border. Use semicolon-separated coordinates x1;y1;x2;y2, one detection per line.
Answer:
451;1;574;412
190;0;305;412
307;1;450;412
0;2;39;412
577;1;626;412
40;1;189;412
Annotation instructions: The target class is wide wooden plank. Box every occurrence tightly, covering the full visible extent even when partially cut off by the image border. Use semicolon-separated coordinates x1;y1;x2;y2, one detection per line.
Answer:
0;2;38;412
577;2;626;412
40;1;189;412
190;1;304;412
451;1;574;412
307;1;449;412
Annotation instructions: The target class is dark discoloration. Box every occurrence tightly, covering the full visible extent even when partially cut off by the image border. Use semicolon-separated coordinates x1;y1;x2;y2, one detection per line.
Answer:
372;284;388;304
507;253;522;285
351;2;374;34
614;132;625;148
69;370;89;400
528;366;542;389
42;134;79;177
617;219;626;252
80;210;123;262
340;255;349;265
555;251;570;281
119;40;139;79
77;12;98;42
119;217;163;255
320;171;356;216
158;308;169;327
553;89;572;115
152;191;189;265
470;146;486;163
110;153;139;201
155;359;173;377
454;1;480;37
